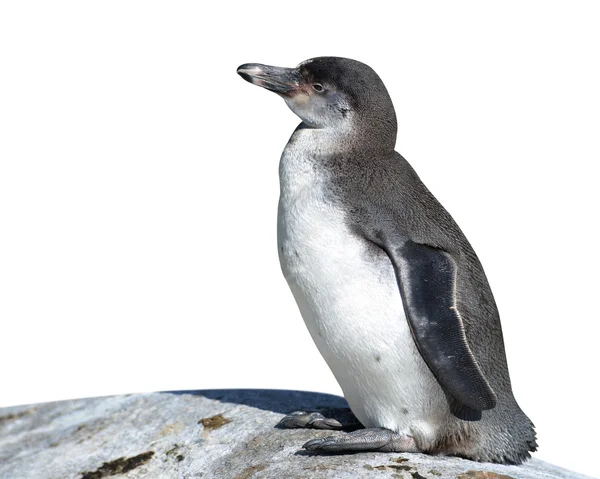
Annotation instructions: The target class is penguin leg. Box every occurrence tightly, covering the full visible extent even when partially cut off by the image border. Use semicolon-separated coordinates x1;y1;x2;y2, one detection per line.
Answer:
277;411;343;430
303;428;419;453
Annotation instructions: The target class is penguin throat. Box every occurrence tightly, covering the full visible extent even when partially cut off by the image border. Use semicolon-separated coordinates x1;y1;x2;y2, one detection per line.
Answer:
293;121;395;155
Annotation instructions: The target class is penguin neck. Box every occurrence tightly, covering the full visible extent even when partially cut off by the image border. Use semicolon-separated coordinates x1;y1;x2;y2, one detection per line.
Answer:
292;117;396;155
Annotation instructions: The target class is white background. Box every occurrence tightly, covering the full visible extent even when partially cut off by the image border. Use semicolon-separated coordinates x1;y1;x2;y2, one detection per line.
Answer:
1;1;598;477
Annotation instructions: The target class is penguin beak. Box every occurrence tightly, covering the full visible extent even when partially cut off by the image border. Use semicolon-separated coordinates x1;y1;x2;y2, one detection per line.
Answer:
237;63;302;94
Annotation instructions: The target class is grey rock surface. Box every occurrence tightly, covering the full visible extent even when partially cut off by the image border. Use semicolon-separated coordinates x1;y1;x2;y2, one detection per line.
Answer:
0;390;593;479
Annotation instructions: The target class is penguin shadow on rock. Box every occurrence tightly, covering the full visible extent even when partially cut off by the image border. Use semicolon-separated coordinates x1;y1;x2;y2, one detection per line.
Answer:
167;389;362;431
235;57;537;465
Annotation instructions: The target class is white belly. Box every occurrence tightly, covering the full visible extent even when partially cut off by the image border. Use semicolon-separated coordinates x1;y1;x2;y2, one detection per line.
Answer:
277;131;446;440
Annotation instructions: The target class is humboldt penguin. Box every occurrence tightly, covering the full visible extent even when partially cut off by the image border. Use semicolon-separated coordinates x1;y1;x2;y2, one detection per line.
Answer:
237;57;536;464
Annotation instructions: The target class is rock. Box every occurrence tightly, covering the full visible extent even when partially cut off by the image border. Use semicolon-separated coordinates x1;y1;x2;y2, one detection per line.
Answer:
0;390;592;479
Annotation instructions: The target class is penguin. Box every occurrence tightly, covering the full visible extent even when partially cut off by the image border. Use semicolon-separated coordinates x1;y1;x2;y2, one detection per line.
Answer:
237;57;537;464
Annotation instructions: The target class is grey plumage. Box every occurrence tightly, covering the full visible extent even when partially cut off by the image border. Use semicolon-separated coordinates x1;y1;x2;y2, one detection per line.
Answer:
328;145;536;462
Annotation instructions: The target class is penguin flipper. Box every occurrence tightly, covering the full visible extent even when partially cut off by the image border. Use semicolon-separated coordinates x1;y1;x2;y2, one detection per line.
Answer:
386;240;497;411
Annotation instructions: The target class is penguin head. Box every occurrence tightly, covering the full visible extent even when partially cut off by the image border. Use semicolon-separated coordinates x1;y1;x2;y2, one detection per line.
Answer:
237;57;397;142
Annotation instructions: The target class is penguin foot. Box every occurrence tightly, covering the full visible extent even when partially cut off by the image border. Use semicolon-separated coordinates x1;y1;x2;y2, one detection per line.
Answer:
303;428;418;453
276;411;343;430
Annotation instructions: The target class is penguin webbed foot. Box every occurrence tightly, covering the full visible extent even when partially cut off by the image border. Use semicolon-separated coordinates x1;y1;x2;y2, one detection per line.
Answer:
276;411;343;430
303;428;418;453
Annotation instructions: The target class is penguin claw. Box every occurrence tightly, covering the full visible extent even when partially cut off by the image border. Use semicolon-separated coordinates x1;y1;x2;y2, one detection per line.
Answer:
311;417;343;429
276;411;343;430
303;437;336;451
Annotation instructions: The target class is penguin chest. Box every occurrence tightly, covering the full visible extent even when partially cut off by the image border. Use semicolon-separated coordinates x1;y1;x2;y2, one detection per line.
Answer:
276;149;445;434
277;185;404;382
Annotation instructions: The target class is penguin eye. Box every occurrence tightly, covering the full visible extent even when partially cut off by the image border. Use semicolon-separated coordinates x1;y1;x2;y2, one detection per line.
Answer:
312;83;324;92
